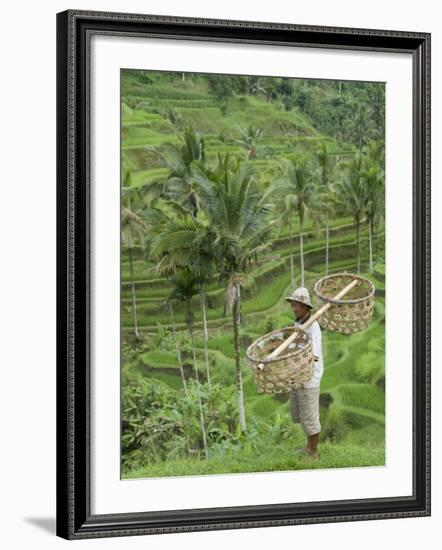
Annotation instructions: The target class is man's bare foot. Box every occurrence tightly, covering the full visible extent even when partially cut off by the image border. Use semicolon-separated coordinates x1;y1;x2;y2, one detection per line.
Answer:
293;446;308;455
302;449;320;462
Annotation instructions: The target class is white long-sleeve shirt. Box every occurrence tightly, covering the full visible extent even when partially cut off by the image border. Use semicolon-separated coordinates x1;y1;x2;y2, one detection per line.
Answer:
294;315;323;388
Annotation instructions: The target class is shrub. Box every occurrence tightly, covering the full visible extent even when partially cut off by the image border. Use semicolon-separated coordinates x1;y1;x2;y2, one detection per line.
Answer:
121;372;242;472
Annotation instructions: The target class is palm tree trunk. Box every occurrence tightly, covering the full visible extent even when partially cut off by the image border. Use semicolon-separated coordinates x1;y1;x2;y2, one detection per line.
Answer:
299;215;305;286
375;220;379;262
168;300;189;398
368;218;373;273
128;247;140;341
325;207;330;276
232;283;247;433
289;216;295;289
187;302;209;459
356;217;361;274
376;216;382;262
199;283;212;397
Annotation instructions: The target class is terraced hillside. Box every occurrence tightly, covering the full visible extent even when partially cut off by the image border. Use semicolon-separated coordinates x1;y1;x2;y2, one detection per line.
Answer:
120;70;385;478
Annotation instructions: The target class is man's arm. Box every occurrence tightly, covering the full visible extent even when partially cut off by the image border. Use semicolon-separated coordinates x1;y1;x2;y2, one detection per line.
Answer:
310;322;322;362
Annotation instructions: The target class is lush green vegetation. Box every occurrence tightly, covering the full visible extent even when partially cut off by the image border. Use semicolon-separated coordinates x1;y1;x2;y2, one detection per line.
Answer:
120;70;385;478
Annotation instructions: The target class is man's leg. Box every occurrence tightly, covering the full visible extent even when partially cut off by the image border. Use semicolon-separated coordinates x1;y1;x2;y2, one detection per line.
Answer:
300;386;321;459
289;388;300;424
306;432;320;454
290;388;311;454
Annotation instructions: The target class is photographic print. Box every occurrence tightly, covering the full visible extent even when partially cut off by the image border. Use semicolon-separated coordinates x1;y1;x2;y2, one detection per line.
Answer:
120;69;386;479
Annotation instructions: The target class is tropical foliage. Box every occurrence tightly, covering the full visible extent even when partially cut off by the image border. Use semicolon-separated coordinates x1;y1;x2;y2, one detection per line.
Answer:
120;70;386;476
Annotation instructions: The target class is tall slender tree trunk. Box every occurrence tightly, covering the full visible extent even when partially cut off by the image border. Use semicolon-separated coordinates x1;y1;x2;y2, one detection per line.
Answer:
375;220;379;263
325;206;330;276
199;283;212;397
299;215;305;286
289;216;295;289
168;300;189;398
376;217;382;262
356;217;361;274
368;218;373;273
232;283;247;433
128;247;140;341
187;302;209;459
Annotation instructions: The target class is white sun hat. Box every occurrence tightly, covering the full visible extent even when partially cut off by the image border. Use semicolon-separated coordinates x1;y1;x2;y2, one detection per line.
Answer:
285;286;313;308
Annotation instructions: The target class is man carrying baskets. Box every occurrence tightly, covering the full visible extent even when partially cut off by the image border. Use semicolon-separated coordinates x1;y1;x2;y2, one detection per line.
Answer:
286;287;323;462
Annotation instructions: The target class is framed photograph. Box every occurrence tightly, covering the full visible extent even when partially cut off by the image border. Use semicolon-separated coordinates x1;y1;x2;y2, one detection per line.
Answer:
56;9;431;540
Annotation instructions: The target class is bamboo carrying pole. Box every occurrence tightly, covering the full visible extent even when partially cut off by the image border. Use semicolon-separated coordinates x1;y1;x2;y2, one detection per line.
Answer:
257;277;359;371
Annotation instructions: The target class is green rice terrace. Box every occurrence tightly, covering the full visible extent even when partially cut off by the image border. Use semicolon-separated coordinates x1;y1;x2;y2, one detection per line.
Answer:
120;70;386;479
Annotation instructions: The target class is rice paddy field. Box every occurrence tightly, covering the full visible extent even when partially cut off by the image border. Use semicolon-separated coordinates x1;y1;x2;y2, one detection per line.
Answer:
120;70;385;479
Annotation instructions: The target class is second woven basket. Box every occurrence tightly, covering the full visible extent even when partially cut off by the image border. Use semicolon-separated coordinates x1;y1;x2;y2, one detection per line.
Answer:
313;272;375;335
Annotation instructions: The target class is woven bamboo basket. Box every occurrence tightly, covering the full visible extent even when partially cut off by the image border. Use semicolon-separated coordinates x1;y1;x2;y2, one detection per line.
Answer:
313;272;375;335
246;326;315;394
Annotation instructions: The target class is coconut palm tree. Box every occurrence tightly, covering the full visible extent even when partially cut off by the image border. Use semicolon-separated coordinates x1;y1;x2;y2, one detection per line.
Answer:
274;153;321;286
280;194;298;289
367;84;386;140
346;104;377;150
167;298;189;399
363;161;384;272
338;152;368;273
121;176;149;341
145;209;210;457
145;130;218;396
315;142;339;275
362;139;385;263
233;126;263;160
193;153;279;433
191;230;216;398
140;206;195;399
168;269;209;460
147;208;215;398
145;124;206;216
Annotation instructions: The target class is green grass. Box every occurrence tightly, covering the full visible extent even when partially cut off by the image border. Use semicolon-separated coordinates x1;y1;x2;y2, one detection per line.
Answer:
123;438;385;479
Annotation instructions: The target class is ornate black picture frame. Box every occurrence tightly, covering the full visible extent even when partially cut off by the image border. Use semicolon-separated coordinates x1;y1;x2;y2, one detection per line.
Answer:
56;9;431;540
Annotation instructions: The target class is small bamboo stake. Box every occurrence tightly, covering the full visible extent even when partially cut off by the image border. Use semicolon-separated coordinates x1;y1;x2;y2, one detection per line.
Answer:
257;277;359;370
